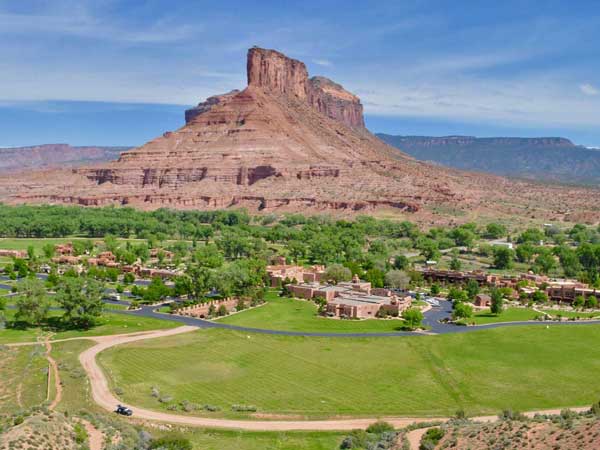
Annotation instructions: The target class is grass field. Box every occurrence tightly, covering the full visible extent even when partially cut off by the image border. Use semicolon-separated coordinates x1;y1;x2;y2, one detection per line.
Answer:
0;310;179;344
99;325;600;419
217;291;406;333
459;307;600;325
0;344;49;414
50;339;344;449
459;307;540;325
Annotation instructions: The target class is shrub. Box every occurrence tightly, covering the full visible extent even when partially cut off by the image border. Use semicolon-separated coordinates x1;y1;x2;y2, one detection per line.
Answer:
231;404;257;412
202;404;220;412
366;420;395;434
419;427;445;450
149;435;193;450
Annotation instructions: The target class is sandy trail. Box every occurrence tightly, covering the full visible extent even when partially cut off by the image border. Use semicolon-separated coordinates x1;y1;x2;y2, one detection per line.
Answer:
44;336;62;410
76;418;104;450
77;325;591;431
407;427;430;450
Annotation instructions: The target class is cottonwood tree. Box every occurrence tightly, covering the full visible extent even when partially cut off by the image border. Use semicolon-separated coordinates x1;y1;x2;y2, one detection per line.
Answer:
453;302;473;320
402;308;424;330
324;264;352;284
56;276;104;328
384;270;410;290
490;289;504;315
14;278;50;325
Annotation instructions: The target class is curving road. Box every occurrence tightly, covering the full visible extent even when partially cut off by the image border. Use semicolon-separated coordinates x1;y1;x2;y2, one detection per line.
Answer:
113;299;600;338
4;273;600;338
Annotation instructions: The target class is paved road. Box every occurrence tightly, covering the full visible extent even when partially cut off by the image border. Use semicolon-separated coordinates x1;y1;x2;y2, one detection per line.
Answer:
115;299;600;338
4;274;600;338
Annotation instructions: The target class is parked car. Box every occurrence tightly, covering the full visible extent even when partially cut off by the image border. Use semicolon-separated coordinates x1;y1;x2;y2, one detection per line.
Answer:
115;404;133;416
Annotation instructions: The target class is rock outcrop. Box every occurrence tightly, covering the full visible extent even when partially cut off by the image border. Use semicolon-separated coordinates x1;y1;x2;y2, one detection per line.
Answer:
308;76;365;129
185;90;240;124
1;47;600;224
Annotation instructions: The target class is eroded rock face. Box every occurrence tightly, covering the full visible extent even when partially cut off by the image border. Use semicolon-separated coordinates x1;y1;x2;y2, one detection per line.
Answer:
308;76;365;129
247;47;309;99
1;47;600;225
185;90;240;124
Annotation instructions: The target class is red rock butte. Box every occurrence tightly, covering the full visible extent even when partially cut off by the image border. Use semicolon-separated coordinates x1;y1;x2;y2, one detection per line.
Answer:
1;47;599;224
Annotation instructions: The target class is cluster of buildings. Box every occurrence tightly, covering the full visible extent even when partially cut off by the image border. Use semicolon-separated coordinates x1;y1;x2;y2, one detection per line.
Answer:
266;257;413;319
419;268;599;305
175;298;238;318
50;243;181;279
288;275;412;319
266;256;325;287
0;249;28;259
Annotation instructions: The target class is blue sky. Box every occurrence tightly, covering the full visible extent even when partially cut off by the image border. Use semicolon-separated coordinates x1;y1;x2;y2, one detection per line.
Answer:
1;0;599;147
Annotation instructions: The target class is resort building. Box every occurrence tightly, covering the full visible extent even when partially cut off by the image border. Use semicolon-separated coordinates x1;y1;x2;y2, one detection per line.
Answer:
288;275;412;319
266;256;325;287
474;294;492;307
0;249;28;259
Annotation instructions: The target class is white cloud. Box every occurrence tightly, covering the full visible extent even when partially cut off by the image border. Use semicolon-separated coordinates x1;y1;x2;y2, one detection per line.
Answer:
580;83;599;96
313;59;333;67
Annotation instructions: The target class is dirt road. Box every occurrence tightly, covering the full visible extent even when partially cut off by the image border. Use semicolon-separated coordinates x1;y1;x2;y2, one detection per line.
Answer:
77;325;591;431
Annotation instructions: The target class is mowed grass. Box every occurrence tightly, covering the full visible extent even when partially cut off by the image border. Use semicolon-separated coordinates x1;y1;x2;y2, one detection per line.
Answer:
461;308;600;325
461;308;540;325
0;310;179;344
51;340;345;449
0;344;48;414
182;429;343;450
217;291;406;333
99;325;600;419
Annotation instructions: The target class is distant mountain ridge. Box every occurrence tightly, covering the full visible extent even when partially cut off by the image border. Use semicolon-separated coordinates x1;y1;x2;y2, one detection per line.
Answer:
0;144;129;173
377;134;600;186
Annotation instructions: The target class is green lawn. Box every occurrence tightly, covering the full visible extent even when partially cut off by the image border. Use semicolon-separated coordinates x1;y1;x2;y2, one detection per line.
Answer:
99;325;600;419
50;340;344;449
541;309;600;319
459;307;540;325
183;429;344;450
217;291;406;333
0;310;179;344
0;344;49;414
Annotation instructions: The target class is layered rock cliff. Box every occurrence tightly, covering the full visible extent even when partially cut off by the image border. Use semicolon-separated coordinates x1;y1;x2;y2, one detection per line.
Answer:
1;48;600;224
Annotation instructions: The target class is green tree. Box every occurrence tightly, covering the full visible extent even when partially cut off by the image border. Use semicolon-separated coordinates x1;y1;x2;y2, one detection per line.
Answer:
27;245;35;261
324;264;352;284
531;290;548;304
490;289;504;315
573;295;585;308
516;244;536;263
493;247;514;269
534;251;556;274
485;223;507;239
586;296;599;309
430;283;441;296
465;279;479;300
14;278;49;325
217;304;228;316
393;255;409;270
42;243;55;259
384;270;410;290
449;257;462;271
55;277;104;328
453;302;473;320
402;308;424;330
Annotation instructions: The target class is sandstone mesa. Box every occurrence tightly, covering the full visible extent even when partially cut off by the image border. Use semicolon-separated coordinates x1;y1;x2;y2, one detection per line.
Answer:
0;47;599;224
